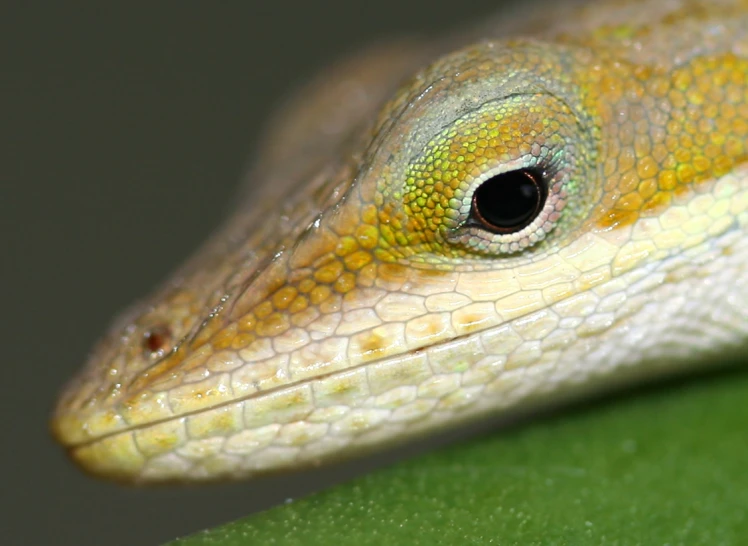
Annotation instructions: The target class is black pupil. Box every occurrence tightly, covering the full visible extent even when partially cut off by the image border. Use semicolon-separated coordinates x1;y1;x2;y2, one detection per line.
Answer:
471;169;546;233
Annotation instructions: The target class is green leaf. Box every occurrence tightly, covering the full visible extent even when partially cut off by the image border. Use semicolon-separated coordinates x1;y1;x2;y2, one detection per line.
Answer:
170;363;747;546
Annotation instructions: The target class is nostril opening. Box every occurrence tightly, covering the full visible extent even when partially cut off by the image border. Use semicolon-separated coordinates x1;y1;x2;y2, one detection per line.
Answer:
142;325;172;354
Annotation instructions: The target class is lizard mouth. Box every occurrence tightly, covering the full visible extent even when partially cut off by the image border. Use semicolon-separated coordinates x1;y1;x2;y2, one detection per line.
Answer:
51;318;489;451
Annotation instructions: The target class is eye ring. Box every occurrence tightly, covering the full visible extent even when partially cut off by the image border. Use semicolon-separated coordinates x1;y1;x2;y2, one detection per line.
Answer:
445;156;569;256
468;168;547;234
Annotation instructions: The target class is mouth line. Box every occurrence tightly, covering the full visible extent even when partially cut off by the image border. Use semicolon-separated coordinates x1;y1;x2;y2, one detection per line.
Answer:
65;320;497;450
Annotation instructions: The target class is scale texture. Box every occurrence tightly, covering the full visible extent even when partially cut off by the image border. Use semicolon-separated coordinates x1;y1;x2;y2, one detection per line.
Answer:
52;0;748;483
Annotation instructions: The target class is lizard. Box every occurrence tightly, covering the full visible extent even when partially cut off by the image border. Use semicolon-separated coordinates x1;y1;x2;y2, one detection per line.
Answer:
51;0;748;484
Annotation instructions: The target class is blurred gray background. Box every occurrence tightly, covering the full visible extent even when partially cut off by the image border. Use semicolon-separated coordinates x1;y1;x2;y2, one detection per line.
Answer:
2;2;512;545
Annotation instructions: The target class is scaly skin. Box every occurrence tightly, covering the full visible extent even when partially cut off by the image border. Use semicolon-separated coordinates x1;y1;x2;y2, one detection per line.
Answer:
52;0;748;483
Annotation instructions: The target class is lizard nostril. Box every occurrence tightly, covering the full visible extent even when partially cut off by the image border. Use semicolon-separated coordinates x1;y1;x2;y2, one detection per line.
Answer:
142;325;172;355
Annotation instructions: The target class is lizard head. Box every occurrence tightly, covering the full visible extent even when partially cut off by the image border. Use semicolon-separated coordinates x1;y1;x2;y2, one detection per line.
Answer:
52;19;748;483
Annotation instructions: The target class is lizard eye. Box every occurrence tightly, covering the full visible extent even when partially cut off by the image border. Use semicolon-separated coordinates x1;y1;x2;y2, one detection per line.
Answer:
468;168;547;234
402;92;590;257
449;154;567;255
